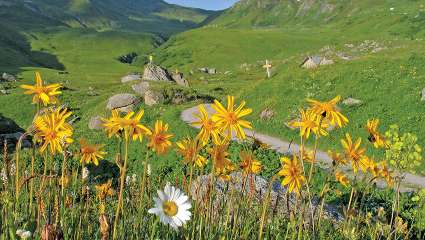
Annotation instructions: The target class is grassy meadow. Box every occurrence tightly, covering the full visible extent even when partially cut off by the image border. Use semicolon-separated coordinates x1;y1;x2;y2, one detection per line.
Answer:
1;0;425;239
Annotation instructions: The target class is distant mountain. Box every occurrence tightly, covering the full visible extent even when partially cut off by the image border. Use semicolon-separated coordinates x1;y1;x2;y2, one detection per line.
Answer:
0;0;214;35
0;0;216;71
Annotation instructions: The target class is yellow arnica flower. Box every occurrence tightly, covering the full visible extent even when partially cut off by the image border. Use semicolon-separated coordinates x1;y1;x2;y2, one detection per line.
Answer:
20;72;62;106
379;162;394;187
328;150;347;166
289;109;328;139
208;139;235;180
239;150;262;174
366;119;387;148
80;138;106;166
176;137;207;168
335;171;349;187
211;96;252;140
341;133;367;173
148;120;173;155
102;109;151;141
278;155;305;195
300;147;315;163
33;108;73;154
95;179;115;201
368;158;381;177
192;104;221;145
307;95;348;128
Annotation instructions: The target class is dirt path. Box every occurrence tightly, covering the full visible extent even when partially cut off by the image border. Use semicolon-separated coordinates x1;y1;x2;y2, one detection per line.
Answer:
181;104;425;192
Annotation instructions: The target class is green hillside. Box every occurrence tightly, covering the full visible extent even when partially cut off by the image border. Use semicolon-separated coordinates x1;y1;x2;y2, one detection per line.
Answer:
154;0;425;172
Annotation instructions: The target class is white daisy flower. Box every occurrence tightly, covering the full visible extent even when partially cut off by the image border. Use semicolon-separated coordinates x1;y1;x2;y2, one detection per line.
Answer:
148;183;192;230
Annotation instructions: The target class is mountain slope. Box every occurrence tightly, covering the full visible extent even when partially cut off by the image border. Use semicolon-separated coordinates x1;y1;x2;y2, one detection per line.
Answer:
212;0;425;37
0;0;215;72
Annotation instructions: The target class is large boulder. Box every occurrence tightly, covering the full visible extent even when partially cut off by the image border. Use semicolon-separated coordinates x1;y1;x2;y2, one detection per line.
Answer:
121;74;141;83
421;88;425;101
191;172;343;222
88;116;103;130
144;90;164;106
142;63;173;82
171;73;189;87
106;94;140;113
131;82;150;96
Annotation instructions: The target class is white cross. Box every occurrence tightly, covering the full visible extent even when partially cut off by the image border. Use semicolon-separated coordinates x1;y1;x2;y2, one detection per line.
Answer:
263;60;272;78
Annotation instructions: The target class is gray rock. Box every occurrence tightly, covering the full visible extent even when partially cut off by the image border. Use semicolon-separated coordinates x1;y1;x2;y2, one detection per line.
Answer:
0;114;31;151
191;172;343;222
1;72;16;82
87;87;98;96
172;73;189;87
259;107;275;121
106;93;140;113
224;71;231;75
421;88;425;101
88;116;103;130
198;68;208;73
142;63;172;82
342;97;363;106
121;74;141;83
0;89;9;95
132;82;150;96
207;68;217;74
144;90;164;106
0;114;22;134
171;92;187;105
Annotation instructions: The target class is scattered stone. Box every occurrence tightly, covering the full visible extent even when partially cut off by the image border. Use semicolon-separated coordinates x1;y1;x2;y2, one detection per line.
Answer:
144;90;164;106
106;93;140;113
207;68;217;74
0;114;32;151
1;72;16;82
87;87;98;96
131;81;150;96
88;116;103;130
143;63;173;82
421;88;425;101
342;97;363;106
259;107;275;121
198;68;208;73
191;172;343;222
171;73;189;87
121;73;141;83
171;92;187;105
224;71;231;75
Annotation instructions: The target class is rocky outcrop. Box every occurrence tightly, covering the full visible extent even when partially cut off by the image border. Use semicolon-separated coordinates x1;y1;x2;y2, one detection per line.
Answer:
106;94;140;113
142;63;173;82
1;72;16;82
191;172;343;222
198;67;217;74
121;73;141;83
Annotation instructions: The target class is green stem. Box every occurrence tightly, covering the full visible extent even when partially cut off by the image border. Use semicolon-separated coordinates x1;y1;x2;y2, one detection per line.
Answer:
113;137;129;240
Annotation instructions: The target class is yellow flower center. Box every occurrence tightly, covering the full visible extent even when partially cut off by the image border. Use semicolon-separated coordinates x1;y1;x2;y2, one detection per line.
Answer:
163;200;178;216
226;112;238;124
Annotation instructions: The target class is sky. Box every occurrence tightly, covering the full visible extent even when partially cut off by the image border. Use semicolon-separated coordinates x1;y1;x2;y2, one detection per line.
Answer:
165;0;239;10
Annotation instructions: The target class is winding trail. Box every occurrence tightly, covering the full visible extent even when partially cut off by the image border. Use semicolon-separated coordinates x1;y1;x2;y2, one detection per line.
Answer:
181;104;425;192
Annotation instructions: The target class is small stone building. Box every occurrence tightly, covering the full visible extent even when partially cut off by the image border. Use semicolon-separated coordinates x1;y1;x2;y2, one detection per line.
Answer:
300;56;334;69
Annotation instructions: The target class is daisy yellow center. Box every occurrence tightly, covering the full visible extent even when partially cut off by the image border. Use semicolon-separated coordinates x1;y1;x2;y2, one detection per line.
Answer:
163;200;178;216
81;145;96;154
